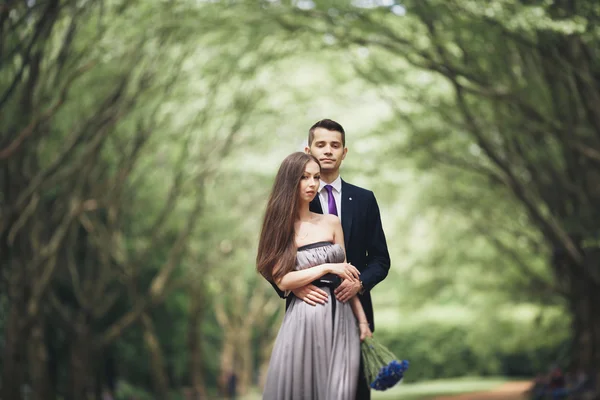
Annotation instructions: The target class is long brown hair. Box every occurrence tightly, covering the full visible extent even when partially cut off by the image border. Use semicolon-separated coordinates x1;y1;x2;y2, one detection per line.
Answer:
256;152;321;282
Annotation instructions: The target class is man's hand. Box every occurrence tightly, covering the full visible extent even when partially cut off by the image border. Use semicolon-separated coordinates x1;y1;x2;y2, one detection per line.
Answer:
292;284;329;306
334;278;361;303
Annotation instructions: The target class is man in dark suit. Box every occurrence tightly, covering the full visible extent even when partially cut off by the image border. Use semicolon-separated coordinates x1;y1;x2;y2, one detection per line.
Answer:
273;119;391;399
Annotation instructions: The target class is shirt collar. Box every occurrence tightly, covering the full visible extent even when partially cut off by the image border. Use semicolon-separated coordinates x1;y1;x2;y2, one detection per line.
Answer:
319;175;342;193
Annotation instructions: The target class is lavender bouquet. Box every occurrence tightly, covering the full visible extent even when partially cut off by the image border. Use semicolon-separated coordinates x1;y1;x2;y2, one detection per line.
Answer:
361;336;409;391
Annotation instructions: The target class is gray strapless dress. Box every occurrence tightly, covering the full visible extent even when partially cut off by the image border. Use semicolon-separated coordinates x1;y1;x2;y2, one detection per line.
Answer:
262;242;360;400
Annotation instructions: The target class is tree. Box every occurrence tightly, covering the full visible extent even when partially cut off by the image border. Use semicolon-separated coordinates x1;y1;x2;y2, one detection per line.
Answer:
184;0;600;386
261;0;600;378
0;0;276;397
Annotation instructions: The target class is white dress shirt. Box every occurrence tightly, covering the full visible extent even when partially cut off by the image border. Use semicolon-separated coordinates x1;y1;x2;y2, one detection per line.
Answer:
318;175;342;219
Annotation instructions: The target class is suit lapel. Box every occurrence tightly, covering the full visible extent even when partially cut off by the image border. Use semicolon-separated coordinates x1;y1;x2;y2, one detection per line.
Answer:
341;180;353;249
310;196;323;214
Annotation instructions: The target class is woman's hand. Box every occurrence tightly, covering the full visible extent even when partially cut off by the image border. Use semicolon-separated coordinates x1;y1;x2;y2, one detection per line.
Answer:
359;322;373;341
327;262;360;281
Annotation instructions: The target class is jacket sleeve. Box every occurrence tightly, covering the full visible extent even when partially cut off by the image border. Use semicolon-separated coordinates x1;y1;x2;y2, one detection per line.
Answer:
269;280;287;299
359;191;390;292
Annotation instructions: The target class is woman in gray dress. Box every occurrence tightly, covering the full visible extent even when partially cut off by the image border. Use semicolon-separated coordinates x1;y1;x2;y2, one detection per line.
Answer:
257;152;372;400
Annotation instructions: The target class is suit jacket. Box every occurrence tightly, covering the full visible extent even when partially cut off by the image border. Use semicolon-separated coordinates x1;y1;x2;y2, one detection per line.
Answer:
271;179;390;332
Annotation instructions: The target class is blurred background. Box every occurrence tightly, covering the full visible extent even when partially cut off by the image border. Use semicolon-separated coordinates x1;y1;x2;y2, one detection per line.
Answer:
1;0;599;399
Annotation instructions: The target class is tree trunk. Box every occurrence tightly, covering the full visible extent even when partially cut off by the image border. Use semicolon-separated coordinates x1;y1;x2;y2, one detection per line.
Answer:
258;335;277;390
237;328;252;395
29;318;53;400
1;284;27;400
188;293;208;399
68;317;93;400
569;282;600;398
218;333;235;398
559;246;600;398
141;313;170;399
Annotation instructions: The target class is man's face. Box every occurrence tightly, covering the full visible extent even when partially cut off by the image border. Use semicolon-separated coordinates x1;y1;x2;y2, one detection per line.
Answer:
306;128;347;174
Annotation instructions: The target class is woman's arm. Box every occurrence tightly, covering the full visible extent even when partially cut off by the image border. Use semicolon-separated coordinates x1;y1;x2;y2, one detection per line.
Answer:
331;216;372;339
350;296;373;340
350;296;368;324
276;261;360;291
275;263;331;291
331;215;347;257
330;215;363;297
279;216;362;291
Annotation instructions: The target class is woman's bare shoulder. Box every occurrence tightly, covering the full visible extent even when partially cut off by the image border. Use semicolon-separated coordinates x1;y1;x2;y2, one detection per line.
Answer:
318;213;341;226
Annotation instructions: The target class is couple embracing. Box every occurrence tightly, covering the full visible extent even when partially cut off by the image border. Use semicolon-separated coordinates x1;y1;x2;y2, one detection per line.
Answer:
257;119;391;400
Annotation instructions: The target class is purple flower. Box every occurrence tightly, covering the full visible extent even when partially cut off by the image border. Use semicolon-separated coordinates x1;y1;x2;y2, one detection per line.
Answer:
361;336;409;391
370;360;409;391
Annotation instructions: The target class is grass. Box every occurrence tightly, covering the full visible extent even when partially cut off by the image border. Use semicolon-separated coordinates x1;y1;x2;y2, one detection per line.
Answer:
239;376;508;400
372;376;508;399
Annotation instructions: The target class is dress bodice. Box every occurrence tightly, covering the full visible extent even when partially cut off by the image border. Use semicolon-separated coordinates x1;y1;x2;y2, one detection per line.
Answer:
295;242;345;271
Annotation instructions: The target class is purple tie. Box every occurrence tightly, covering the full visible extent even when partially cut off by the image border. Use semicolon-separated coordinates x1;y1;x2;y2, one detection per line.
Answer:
324;185;338;216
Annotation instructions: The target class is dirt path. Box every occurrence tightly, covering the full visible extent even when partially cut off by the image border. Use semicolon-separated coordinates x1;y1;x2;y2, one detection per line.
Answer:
432;381;532;400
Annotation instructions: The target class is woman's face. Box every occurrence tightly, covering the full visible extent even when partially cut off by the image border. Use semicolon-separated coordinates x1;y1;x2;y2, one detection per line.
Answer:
298;160;320;203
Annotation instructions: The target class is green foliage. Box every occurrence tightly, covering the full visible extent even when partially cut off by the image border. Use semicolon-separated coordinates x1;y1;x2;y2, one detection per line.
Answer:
3;0;598;396
377;305;570;382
